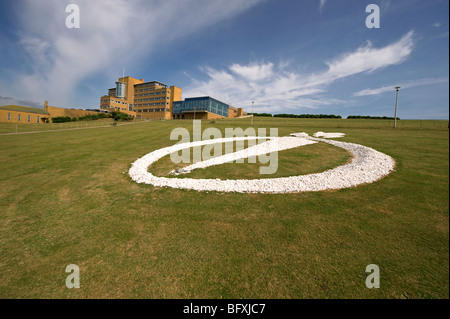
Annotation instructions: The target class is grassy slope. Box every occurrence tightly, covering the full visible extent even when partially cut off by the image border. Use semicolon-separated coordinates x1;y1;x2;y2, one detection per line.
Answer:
0;118;448;298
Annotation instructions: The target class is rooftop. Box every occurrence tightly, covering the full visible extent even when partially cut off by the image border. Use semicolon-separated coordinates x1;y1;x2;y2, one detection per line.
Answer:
184;96;229;105
134;81;168;88
0;105;50;115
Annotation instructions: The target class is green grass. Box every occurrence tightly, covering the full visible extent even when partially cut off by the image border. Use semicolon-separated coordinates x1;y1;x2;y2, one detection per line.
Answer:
0;118;150;134
0;118;448;299
0;118;448;135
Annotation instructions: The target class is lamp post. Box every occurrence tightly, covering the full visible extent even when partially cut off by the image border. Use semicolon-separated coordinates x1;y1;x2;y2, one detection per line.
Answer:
394;87;401;128
251;100;254;125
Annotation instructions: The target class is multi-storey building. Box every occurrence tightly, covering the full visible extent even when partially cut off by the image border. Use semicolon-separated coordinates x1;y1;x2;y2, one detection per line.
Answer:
100;76;143;117
133;81;182;120
100;76;245;120
100;76;182;120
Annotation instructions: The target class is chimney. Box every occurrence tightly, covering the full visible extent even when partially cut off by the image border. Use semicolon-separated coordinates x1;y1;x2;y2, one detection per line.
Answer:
44;101;49;111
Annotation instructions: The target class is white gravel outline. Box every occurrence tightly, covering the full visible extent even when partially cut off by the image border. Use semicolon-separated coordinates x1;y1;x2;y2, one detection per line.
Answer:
313;131;346;138
128;133;396;193
170;136;317;175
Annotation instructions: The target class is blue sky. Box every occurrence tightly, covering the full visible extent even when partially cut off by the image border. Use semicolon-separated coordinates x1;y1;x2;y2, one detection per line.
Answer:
0;0;448;119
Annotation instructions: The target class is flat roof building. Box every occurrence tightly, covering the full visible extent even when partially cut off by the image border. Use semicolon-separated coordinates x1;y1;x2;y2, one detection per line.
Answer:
173;96;246;120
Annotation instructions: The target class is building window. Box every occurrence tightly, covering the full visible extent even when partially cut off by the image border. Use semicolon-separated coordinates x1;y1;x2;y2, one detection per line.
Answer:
28;115;31;122
18;114;21;121
7;113;11;121
37;116;40;123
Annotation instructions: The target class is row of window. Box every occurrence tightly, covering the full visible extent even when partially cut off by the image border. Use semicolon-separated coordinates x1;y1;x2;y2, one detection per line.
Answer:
136;92;169;97
101;99;128;106
135;87;167;92
136;102;169;107
100;106;131;111
135;97;169;102
136;108;170;112
7;113;40;123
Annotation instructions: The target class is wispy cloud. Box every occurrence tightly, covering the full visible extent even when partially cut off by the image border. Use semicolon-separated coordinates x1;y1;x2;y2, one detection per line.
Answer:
353;77;449;97
3;0;264;107
319;0;326;12
229;62;275;81
434;31;449;39
321;31;414;82
184;31;415;113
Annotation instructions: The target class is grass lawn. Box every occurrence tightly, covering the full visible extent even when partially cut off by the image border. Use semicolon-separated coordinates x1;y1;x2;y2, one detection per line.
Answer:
0;117;448;298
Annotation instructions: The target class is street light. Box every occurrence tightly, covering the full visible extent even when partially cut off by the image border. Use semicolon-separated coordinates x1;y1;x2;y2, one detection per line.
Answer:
394;87;401;128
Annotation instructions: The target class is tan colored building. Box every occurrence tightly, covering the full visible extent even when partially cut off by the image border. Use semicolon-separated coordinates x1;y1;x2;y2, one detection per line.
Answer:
44;101;99;119
0;105;50;123
100;76;144;117
0;102;101;124
100;76;182;119
133;81;182;120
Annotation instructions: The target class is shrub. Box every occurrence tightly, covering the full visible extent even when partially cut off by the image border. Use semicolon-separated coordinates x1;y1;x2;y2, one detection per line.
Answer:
111;111;134;122
78;113;112;121
52;116;72;123
273;113;342;119
52;112;112;123
347;115;399;120
248;113;273;117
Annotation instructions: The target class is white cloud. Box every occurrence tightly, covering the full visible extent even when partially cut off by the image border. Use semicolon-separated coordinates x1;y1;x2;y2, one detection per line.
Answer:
432;22;441;28
184;31;416;113
353;77;449;97
322;31;414;82
319;0;326;12
4;0;264;107
230;62;274;81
